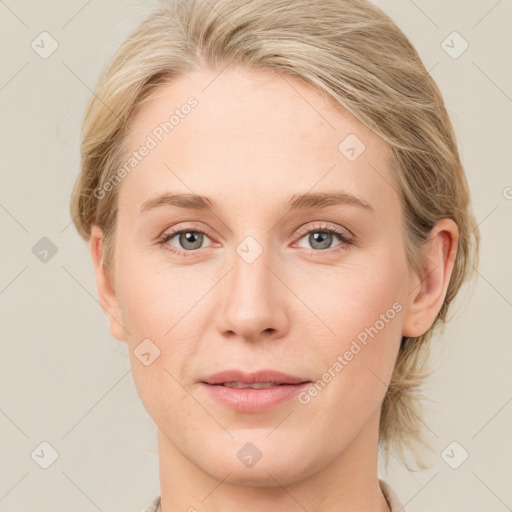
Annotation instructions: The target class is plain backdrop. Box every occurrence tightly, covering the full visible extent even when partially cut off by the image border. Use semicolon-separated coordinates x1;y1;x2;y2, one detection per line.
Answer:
0;1;511;511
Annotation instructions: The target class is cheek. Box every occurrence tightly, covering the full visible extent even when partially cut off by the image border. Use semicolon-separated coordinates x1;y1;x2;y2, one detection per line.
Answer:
117;264;199;423
294;253;407;413
114;255;206;385
115;253;196;335
293;251;407;343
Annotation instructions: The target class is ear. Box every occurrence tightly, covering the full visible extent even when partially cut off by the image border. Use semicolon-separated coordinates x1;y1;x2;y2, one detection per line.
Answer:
402;218;459;338
89;225;127;342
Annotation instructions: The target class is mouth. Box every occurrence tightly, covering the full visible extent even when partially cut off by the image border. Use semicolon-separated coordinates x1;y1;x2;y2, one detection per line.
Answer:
199;369;311;412
215;381;295;389
200;369;309;386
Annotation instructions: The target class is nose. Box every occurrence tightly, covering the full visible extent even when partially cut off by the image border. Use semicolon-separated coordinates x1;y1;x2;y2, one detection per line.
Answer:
216;244;290;342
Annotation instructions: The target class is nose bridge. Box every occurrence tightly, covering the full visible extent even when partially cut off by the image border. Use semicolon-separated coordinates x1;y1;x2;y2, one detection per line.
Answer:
217;236;288;340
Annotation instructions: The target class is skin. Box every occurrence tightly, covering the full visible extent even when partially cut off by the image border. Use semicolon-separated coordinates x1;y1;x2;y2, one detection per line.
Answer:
89;66;458;512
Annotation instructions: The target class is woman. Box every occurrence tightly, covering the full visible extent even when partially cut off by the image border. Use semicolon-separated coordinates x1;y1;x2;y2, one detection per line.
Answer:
70;0;480;510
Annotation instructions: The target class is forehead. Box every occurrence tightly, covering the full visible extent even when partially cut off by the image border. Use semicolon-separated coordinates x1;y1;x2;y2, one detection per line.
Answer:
119;66;399;218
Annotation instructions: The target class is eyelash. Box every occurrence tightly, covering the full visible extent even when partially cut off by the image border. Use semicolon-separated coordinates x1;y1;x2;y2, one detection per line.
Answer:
157;222;354;257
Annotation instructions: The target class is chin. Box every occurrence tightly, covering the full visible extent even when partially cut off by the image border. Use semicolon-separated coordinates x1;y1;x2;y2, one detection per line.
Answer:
193;437;317;488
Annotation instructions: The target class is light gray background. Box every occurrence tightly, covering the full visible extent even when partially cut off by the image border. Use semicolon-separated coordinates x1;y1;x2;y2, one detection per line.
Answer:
0;1;511;511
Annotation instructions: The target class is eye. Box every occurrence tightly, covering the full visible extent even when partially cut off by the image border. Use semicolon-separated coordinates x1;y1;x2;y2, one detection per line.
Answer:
158;223;214;256
157;222;354;257
294;223;354;252
168;230;208;250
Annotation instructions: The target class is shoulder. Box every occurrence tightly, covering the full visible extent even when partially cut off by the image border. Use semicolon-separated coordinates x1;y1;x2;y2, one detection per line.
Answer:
141;495;161;512
379;479;407;511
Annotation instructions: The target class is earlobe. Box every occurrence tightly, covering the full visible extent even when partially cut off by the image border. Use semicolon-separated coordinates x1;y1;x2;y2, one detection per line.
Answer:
402;219;459;338
89;225;127;342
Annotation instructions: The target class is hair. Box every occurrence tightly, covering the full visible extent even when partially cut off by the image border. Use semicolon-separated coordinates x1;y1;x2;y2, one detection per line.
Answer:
70;0;480;470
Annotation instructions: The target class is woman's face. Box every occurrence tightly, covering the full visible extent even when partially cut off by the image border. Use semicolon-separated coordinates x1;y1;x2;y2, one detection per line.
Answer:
97;67;419;485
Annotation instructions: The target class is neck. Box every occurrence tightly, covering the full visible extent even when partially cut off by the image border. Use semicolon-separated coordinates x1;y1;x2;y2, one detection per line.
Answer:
156;411;390;512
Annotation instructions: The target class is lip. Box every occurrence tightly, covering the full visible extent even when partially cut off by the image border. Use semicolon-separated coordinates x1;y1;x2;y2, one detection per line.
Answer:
200;369;308;385
199;370;311;413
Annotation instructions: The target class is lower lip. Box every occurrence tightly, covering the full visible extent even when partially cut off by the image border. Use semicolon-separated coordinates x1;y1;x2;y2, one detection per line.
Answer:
200;382;310;413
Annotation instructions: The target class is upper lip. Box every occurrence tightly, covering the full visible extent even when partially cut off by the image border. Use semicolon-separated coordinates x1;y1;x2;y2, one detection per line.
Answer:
200;370;310;385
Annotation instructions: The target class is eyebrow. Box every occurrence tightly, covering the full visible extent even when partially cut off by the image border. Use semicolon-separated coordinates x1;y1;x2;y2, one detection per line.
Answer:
140;193;214;212
140;191;374;214
285;191;374;212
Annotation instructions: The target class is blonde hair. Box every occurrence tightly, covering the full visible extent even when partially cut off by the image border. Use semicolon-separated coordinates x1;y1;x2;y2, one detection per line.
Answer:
70;0;480;470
